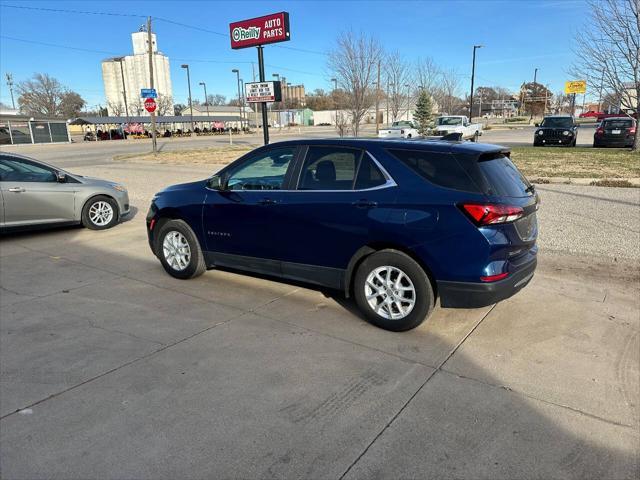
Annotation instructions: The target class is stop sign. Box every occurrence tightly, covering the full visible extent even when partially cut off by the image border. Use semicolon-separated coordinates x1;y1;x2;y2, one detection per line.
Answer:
144;97;157;113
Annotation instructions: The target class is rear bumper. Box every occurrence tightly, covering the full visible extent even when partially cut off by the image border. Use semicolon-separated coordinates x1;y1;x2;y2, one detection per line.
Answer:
437;257;537;308
594;137;634;147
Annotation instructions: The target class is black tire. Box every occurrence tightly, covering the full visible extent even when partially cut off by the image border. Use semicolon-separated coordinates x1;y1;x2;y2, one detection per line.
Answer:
353;249;434;332
156;219;206;279
82;195;119;230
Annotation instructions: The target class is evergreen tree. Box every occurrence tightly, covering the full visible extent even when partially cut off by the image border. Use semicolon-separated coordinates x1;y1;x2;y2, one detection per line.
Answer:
413;89;433;136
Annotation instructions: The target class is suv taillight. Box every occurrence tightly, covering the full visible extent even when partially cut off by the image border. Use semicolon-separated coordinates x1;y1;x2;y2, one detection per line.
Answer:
460;203;524;226
596;127;604;136
629;126;636;135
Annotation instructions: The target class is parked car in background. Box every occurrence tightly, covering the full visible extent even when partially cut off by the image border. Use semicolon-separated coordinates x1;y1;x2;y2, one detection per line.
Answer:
433;115;482;141
579;110;603;119
593;117;637;148
377;121;418;139
147;139;538;332
533;115;578;146
0;153;129;231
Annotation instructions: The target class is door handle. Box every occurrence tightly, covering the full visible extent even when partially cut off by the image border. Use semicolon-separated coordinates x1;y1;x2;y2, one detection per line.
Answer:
258;198;278;205
8;187;25;193
352;199;378;208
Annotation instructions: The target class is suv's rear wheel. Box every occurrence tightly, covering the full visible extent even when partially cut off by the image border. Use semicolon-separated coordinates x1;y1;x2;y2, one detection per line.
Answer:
354;250;434;331
156;219;206;279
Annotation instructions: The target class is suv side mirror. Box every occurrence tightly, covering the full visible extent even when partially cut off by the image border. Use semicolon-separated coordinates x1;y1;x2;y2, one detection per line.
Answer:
56;171;67;183
207;175;222;190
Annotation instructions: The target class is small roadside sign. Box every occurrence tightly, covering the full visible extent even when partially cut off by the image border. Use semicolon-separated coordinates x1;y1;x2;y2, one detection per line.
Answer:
141;88;157;99
245;81;282;103
565;80;586;94
144;98;157;113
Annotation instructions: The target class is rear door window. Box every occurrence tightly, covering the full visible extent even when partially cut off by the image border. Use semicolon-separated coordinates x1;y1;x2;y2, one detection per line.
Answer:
387;149;480;192
354;154;387;190
298;146;362;190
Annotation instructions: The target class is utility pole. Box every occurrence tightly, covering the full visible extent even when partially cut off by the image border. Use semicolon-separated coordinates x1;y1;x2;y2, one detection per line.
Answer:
146;16;157;154
119;59;130;121
597;69;605;112
375;60;381;135
387;82;394;125
469;45;483;121
5;73;15;110
240;78;245;130
530;67;538;122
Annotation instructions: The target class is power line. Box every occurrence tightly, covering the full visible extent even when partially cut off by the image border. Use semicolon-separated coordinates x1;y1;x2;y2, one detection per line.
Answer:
0;35;121;56
1;3;328;56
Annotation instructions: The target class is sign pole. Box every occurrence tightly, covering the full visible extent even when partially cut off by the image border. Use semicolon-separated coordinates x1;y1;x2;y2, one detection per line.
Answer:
147;16;157;154
257;46;269;145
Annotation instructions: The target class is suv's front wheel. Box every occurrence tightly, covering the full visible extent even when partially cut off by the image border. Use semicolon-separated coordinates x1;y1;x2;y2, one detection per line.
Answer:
354;250;434;331
156;219;206;279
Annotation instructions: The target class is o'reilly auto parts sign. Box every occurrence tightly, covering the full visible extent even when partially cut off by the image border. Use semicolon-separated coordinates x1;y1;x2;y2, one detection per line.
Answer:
245;81;282;103
230;12;290;49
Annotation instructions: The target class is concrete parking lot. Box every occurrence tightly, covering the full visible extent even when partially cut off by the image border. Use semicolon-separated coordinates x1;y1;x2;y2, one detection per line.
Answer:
1;158;638;478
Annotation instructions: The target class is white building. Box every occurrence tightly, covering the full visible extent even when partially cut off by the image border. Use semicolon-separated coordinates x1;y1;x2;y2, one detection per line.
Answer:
102;30;173;116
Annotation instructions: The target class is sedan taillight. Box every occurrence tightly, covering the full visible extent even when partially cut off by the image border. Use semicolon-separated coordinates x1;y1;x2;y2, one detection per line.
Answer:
595;127;604;136
460;203;524;226
629;127;636;135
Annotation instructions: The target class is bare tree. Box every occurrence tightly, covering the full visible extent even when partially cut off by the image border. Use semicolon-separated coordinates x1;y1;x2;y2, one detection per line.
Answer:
129;97;144;116
414;57;442;96
334;111;350;137
434;68;462;115
384;51;411;121
328;31;383;136
572;0;639;150
107;101;124;116
156;94;173;116
208;94;227;106
17;73;86;117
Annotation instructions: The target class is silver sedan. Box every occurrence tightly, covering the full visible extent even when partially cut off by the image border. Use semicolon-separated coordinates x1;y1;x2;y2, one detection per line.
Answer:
0;152;129;231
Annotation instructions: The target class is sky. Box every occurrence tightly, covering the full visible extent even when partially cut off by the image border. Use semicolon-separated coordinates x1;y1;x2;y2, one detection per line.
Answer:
0;0;592;110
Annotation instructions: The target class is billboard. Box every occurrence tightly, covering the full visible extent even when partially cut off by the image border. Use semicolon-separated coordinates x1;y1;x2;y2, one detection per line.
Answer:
565;80;587;94
245;81;282;103
230;12;290;49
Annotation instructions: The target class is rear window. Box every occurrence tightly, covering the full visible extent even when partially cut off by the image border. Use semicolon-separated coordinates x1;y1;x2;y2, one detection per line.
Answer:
387;149;480;192
464;153;533;197
604;119;633;128
388;149;533;197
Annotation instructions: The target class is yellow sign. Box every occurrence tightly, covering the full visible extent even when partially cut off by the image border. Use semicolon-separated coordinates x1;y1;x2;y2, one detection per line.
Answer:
565;80;587;94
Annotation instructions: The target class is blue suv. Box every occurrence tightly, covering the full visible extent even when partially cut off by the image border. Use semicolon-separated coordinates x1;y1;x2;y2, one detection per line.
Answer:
147;139;538;331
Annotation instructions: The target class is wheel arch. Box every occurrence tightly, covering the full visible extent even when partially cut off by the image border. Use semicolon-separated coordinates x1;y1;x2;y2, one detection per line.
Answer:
80;193;120;220
344;242;438;299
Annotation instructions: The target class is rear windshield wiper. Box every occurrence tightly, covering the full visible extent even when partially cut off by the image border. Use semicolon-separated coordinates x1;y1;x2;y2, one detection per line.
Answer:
525;184;535;194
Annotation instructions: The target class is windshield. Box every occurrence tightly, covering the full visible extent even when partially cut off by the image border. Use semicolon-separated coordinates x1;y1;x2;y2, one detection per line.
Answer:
436;117;463;126
540;117;573;128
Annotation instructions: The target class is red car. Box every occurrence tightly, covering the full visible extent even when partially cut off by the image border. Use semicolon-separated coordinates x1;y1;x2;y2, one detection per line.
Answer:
579;110;603;118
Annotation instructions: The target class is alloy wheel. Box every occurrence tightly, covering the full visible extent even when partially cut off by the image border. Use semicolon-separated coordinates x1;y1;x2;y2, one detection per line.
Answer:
88;201;114;226
162;231;192;271
364;265;416;320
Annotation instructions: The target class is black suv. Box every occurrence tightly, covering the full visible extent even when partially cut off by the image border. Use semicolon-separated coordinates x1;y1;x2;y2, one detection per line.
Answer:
533;115;578;147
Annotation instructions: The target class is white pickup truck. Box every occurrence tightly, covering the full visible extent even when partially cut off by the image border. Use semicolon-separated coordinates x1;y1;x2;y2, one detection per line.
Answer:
378;121;419;139
433;115;482;141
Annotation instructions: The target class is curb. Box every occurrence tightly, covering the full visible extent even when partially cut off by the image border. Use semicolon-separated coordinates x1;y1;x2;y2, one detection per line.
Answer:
530;177;640;187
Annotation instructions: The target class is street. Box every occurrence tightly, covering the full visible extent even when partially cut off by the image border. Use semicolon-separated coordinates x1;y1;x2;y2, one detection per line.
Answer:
1;161;638;479
0;124;598;169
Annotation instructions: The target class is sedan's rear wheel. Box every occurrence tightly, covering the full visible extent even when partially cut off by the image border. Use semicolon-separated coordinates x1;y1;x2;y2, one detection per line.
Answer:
82;196;118;230
156;219;206;279
354;250;434;331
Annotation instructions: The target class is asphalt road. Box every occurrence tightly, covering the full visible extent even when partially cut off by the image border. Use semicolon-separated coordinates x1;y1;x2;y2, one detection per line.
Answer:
0;123;598;169
1;161;638;479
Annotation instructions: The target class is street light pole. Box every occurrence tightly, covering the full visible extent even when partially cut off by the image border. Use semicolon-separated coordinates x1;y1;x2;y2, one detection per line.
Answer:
181;64;194;133
404;84;410;120
387;82;394;125
199;81;209;117
331;77;338;126
469;45;483;120
272;73;280;127
530;67;538;121
232;69;242;132
240;78;246;130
